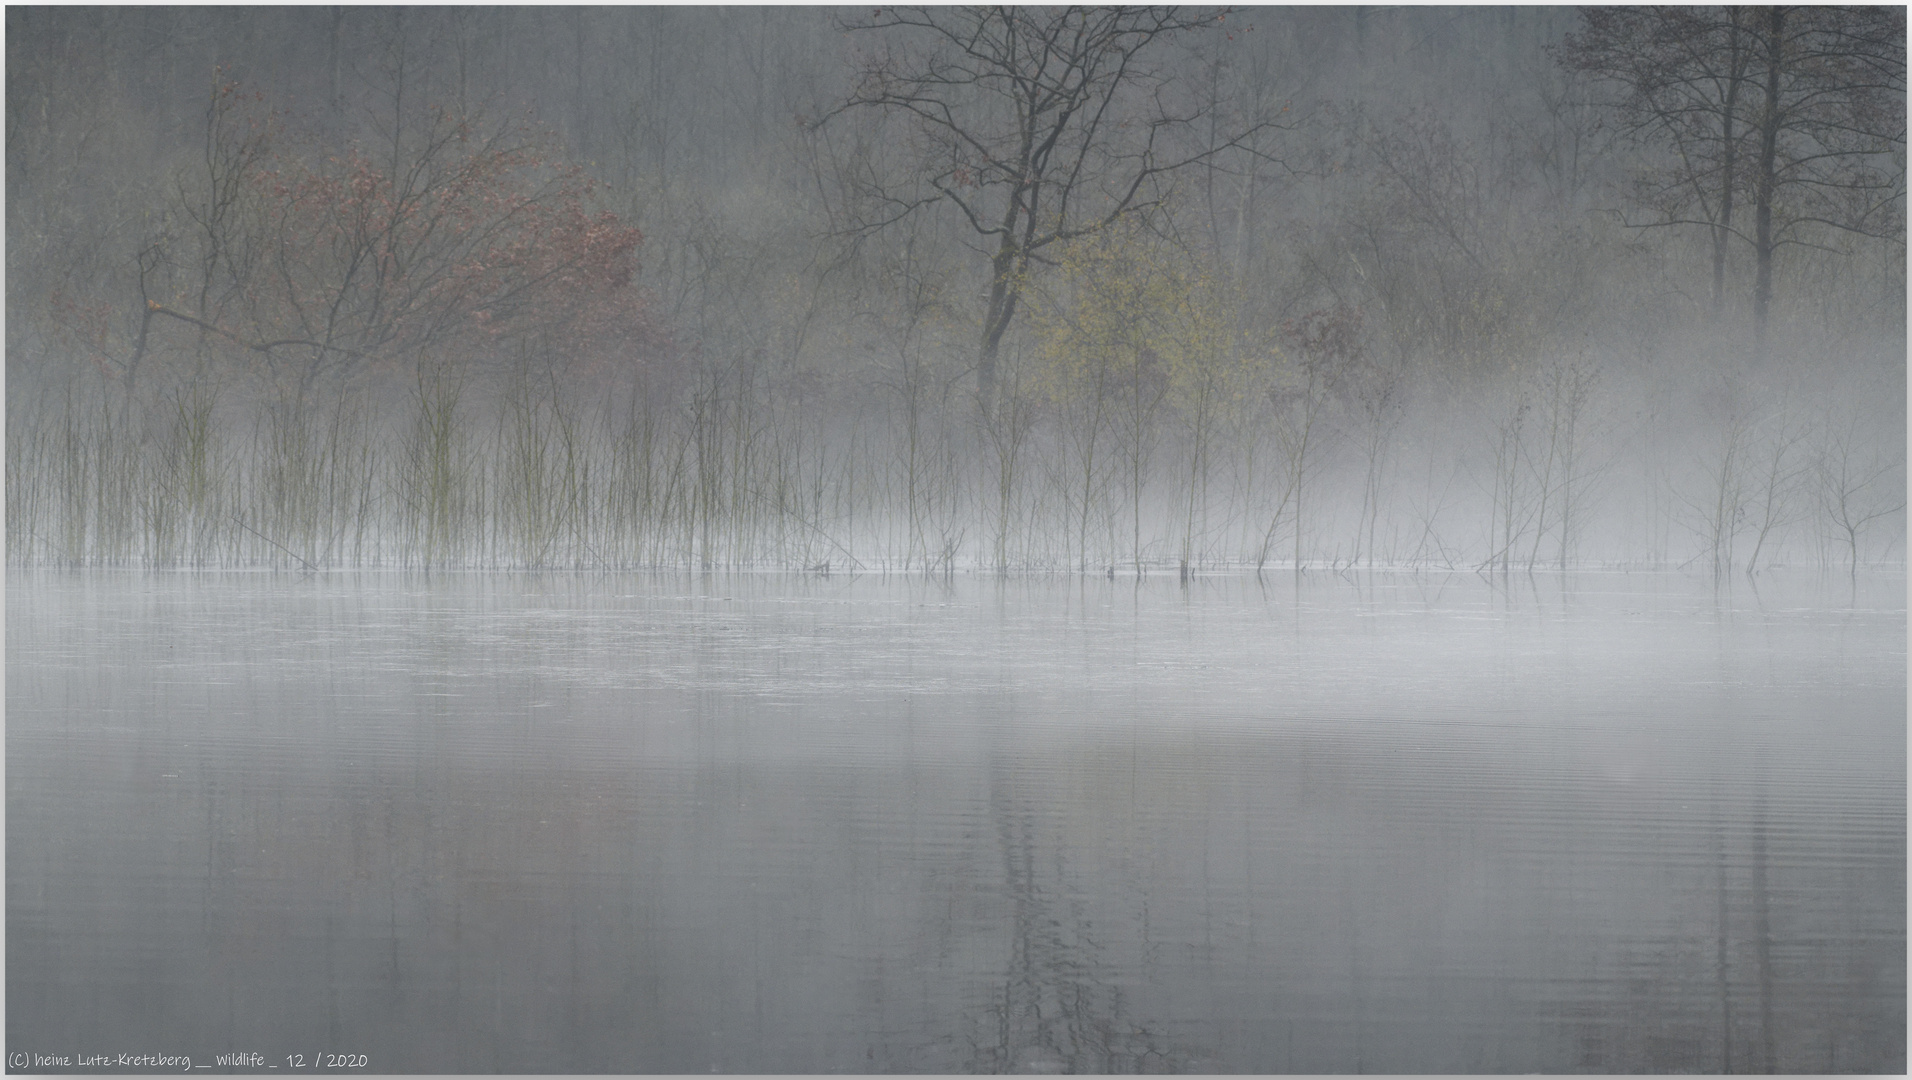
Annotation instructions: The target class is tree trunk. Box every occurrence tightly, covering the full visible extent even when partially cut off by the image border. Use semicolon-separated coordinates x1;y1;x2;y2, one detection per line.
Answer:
1712;13;1743;320
329;7;344;116
1752;6;1785;358
977;236;1020;410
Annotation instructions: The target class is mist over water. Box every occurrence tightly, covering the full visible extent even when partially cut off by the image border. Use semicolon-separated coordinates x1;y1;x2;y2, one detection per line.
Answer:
6;7;1905;1075
9;570;1903;1073
6;8;1904;576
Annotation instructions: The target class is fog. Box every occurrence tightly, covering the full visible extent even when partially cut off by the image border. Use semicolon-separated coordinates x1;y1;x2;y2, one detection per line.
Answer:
5;7;1903;573
5;7;1906;1076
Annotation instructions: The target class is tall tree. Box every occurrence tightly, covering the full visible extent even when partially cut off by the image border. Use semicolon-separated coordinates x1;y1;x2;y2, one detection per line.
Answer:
1561;6;1905;351
825;6;1265;409
1743;6;1904;352
1561;7;1755;319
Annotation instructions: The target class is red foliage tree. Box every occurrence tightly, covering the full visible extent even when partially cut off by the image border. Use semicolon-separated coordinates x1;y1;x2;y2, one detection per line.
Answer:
135;82;658;398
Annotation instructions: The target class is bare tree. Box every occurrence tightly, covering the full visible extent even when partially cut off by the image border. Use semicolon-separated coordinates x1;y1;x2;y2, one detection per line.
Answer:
1562;7;1755;319
825;6;1269;409
1815;416;1905;575
1742;413;1811;575
1260;305;1361;574
1562;6;1906;351
1743;7;1904;352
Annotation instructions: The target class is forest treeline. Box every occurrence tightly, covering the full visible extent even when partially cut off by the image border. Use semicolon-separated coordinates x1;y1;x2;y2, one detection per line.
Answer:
6;7;1904;573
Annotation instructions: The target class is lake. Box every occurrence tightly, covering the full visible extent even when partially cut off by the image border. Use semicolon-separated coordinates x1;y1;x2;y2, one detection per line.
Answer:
7;570;1904;1073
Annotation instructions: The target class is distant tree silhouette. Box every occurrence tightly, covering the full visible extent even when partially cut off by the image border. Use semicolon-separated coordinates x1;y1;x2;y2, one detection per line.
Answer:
1561;6;1905;352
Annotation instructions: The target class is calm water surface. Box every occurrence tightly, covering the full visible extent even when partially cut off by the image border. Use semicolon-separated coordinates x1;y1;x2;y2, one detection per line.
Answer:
8;570;1904;1073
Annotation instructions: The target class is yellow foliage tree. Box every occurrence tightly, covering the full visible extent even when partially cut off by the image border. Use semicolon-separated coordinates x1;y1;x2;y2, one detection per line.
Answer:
1032;231;1273;572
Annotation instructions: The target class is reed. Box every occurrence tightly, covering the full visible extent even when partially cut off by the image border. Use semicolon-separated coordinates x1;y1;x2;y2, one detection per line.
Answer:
8;350;1899;573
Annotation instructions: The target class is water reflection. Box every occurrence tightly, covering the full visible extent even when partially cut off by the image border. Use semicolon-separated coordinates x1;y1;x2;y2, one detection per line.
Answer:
8;570;1904;1073
973;747;1172;1074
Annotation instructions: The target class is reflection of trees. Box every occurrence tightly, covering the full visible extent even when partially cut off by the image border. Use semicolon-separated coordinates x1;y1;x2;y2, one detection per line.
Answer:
963;749;1175;1074
1704;763;1779;1073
